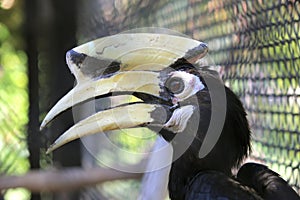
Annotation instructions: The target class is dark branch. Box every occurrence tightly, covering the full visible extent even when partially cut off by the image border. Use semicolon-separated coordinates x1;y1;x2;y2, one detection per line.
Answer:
0;167;142;192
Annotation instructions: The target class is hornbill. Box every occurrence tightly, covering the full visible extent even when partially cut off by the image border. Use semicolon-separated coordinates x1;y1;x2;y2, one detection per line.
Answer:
41;33;300;200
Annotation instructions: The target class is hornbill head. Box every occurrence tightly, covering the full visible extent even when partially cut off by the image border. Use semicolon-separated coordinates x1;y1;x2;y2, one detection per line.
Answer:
41;33;251;175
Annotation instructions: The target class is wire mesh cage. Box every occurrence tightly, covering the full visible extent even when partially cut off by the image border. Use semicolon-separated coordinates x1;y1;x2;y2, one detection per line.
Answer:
76;0;299;197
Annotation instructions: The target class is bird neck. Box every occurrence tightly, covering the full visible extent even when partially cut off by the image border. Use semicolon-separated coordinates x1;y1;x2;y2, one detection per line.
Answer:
168;154;200;200
169;154;234;199
168;137;234;200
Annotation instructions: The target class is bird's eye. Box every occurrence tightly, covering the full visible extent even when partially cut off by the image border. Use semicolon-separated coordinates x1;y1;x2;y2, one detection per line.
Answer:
165;77;185;94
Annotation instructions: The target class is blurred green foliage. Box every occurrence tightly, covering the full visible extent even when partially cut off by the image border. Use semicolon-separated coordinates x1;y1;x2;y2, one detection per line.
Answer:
0;2;30;199
0;21;29;174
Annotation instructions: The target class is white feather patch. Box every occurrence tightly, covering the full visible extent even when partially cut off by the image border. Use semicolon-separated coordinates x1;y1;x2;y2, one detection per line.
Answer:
164;105;195;133
169;71;205;104
138;136;173;200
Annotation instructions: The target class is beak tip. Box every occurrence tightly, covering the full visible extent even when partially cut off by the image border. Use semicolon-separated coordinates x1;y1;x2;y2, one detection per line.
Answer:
40;119;48;131
46;144;56;154
45;148;52;154
40;124;45;131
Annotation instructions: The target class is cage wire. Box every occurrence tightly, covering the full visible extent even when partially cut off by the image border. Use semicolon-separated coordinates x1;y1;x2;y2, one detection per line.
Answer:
75;0;299;198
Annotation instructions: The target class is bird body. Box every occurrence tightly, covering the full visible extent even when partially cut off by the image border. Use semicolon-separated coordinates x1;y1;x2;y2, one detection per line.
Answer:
237;163;300;200
185;171;263;200
41;32;300;200
169;158;300;200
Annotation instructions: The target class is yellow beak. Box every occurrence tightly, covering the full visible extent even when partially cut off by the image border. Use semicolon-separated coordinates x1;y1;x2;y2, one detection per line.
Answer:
41;33;208;153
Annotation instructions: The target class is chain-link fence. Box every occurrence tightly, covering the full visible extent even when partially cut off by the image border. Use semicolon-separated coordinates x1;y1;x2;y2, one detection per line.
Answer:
77;0;299;196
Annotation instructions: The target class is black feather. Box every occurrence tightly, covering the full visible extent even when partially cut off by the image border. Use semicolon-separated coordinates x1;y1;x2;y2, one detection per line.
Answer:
186;171;263;200
237;163;300;200
165;76;254;199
